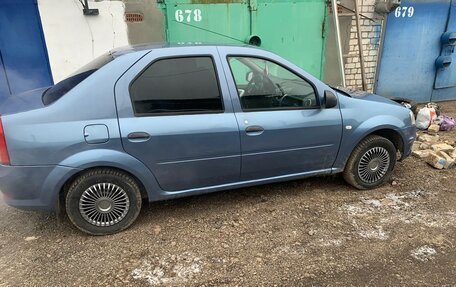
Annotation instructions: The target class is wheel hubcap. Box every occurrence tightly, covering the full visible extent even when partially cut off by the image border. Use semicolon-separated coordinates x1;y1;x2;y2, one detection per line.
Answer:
357;147;390;184
97;198;113;212
79;183;130;227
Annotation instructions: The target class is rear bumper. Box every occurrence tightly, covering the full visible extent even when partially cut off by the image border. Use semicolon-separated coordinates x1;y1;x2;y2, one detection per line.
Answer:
0;165;78;211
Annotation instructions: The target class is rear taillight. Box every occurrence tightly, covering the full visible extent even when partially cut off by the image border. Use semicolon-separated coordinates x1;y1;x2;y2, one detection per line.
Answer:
0;116;10;165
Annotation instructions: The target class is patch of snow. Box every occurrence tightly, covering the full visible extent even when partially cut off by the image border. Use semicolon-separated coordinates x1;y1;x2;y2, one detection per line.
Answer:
24;236;39;241
317;238;344;247
342;204;367;216
384;193;410;210
131;253;203;286
411;245;436;262
361;199;382;209
357;226;388;240
341;190;452;227
395;211;456;228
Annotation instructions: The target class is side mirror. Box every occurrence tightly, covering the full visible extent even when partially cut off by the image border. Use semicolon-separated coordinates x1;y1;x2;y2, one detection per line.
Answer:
323;90;338;109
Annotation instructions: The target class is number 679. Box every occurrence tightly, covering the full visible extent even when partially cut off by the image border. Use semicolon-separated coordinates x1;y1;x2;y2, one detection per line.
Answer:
394;6;414;18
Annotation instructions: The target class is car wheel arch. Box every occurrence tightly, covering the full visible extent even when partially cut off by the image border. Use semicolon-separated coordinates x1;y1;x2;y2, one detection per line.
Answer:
342;134;397;189
58;165;149;215
348;128;404;163
370;128;404;156
54;149;160;213
334;125;406;172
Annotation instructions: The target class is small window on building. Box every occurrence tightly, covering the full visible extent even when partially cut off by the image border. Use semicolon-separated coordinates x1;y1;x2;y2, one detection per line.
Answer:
130;57;223;115
125;13;144;23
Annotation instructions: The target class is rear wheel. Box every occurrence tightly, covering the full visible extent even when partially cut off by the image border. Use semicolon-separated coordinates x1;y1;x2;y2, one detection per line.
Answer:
343;135;397;189
65;168;142;235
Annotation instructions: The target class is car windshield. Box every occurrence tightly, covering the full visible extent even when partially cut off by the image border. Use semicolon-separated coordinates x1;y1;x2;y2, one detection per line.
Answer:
42;52;114;105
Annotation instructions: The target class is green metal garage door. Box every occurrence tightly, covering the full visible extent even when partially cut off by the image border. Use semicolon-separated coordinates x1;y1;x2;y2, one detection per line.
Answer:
159;0;328;78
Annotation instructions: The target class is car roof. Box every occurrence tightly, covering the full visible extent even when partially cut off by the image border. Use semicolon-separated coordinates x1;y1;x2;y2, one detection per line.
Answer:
109;42;254;58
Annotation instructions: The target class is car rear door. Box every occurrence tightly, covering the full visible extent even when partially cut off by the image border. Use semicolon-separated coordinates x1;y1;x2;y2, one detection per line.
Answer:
115;47;241;192
218;47;342;181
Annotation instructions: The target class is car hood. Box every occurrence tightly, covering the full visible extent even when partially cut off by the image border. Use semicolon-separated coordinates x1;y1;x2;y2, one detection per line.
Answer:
334;86;402;107
0;87;48;115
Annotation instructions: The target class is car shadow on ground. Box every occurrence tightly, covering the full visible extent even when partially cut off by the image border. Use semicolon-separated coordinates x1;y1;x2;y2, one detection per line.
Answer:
132;174;350;229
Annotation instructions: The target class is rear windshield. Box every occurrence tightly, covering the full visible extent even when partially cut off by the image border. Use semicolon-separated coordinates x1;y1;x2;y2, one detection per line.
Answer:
42;52;114;105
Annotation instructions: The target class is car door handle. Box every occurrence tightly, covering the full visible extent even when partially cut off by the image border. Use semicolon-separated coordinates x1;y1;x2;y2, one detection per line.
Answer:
245;125;264;136
127;132;150;142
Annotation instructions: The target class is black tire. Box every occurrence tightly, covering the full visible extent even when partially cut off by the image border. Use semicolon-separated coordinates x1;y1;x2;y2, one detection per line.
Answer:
65;168;142;235
343;135;397;190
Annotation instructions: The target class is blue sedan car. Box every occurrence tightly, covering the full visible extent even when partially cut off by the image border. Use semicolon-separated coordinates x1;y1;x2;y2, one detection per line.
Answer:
0;44;416;235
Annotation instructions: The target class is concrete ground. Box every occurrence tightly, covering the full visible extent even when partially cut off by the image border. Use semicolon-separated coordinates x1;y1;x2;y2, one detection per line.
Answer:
0;102;455;287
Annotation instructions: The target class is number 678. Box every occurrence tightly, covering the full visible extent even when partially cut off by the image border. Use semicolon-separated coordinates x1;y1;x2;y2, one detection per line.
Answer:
175;9;202;22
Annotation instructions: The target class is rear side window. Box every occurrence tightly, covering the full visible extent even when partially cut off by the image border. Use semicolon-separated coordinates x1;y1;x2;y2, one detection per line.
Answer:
129;57;223;115
42;52;114;105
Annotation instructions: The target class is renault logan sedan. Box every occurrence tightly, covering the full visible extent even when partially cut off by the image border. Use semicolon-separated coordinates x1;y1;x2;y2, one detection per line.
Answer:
0;44;416;235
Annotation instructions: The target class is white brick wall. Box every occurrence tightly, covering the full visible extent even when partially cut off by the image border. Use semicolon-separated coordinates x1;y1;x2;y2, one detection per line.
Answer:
344;0;382;92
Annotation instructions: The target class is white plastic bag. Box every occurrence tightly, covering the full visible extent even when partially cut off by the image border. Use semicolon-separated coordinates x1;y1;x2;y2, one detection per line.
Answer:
416;107;437;130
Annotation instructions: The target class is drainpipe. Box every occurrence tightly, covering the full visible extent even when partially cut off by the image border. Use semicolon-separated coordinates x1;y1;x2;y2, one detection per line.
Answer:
249;0;258;40
354;0;367;90
374;16;388;93
331;0;346;87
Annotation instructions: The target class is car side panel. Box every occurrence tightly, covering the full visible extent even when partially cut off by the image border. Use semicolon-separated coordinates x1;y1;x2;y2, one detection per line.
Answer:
0;51;164;210
216;47;343;179
0;149;166;211
0;164;78;211
0;45;416;213
3;52;149;166
234;109;343;180
57;149;165;202
115;46;242;192
332;95;416;171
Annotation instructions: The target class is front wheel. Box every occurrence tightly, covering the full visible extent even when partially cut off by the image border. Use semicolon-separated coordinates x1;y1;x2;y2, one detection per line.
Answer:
343;135;397;189
65;168;142;235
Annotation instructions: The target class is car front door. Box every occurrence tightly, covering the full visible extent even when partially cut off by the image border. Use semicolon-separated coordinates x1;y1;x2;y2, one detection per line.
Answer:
115;47;240;192
219;48;343;180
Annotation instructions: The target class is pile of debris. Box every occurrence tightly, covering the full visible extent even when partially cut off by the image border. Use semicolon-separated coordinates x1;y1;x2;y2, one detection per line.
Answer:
411;102;455;169
416;102;455;132
412;133;456;169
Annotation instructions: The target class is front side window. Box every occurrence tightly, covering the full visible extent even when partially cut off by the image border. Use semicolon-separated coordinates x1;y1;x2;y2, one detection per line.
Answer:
130;57;223;115
228;56;318;111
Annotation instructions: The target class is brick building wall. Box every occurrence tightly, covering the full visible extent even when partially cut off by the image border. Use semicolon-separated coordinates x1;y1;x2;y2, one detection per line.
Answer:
343;0;383;92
